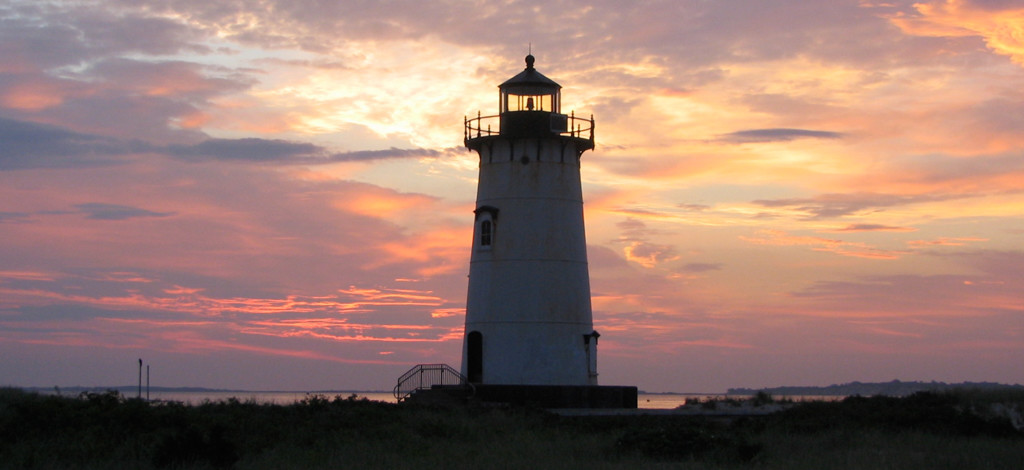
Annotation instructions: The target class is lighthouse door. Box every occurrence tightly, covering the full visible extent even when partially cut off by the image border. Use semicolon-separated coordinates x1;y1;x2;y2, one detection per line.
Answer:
467;331;483;383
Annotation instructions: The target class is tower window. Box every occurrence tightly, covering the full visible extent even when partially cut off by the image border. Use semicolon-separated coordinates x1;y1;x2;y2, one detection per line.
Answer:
473;205;498;251
480;220;492;246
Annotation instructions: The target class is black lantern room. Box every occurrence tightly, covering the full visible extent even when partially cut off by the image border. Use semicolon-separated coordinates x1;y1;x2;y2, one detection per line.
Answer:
465;55;593;151
498;54;566;136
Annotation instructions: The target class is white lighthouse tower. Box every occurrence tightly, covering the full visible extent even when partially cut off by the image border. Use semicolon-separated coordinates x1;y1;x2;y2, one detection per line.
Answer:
461;55;600;387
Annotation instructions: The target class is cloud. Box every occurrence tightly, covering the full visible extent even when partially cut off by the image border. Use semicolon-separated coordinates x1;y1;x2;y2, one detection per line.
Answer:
794;268;1023;317
0;266;463;350
170;138;444;163
2;0;1023;392
740;93;841;120
30;59;253;143
166;138;324;162
682;262;722;273
740;229;910;259
889;152;1024;186
752;192;957;219
0;7;233;142
89;59;249;101
93;0;940;93
623;241;679;268
908;237;987;247
930;249;1024;281
0;2;206;71
0;117;141;169
587;244;631;270
718;128;844;143
327;147;446;162
74;203;175;221
0;117;443;168
0;211;32;223
610;217;685;269
1;204;177;223
616;218;648;232
886;0;1024;64
0;146;470;308
678;203;711;212
823;224;917;232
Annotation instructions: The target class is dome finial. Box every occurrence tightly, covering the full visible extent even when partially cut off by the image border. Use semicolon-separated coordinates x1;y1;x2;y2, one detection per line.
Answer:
525;54;535;70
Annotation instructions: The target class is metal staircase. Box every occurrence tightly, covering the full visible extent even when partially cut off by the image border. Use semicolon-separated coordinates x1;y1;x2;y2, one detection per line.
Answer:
393;364;475;402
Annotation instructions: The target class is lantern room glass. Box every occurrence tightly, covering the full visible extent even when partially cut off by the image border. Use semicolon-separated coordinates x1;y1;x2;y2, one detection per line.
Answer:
501;90;560;114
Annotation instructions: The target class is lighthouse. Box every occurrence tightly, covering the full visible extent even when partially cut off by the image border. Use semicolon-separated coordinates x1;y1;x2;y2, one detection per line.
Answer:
394;55;634;408
461;55;600;387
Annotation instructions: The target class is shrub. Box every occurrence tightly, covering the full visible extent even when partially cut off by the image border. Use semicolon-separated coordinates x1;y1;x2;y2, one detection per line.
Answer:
615;419;761;463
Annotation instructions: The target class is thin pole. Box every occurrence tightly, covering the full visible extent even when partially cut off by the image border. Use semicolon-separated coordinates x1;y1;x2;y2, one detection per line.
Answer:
137;358;142;399
146;365;150;401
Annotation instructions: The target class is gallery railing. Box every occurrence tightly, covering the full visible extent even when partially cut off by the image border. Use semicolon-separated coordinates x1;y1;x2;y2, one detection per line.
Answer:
464;111;594;142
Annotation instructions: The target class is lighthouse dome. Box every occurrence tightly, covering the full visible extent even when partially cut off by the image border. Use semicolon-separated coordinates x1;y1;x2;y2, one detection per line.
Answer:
499;55;562;97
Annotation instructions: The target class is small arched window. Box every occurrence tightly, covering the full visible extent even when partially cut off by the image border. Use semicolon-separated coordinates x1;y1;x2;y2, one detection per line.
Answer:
473;205;498;251
480;220;492;247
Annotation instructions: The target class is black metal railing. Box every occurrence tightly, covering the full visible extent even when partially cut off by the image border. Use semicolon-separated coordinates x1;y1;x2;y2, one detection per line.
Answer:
393;363;474;401
464;110;594;142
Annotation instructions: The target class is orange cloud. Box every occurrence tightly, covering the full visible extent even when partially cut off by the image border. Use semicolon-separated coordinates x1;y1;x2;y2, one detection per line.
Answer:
430;308;464;318
1;83;66;110
336;286;444;307
173;111;211;129
96;319;412;364
887;0;1024;65
0;271;60;282
372;226;469;277
0;75;92;112
623;241;679;268
92;272;157;283
0;271;466;369
334;190;436;218
0;277;448;318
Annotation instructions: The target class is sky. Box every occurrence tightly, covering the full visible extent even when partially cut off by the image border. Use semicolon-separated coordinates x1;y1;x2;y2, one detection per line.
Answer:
1;0;1022;393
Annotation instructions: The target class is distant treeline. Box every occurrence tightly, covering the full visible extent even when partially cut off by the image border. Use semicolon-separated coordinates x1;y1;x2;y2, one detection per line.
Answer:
727;380;1024;397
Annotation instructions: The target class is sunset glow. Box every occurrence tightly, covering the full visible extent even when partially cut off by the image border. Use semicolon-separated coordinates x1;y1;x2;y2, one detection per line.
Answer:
0;0;1021;393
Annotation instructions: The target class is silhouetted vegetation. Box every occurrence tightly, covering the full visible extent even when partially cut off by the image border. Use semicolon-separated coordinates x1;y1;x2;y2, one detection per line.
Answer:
1;387;1022;469
768;391;1019;437
728;379;1024;397
614;419;762;464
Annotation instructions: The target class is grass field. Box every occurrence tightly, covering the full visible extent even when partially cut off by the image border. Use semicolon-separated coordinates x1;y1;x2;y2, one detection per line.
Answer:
1;387;1021;469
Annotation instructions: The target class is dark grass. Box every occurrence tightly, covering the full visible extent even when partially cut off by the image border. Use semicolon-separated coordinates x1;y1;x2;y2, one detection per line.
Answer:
1;387;1022;469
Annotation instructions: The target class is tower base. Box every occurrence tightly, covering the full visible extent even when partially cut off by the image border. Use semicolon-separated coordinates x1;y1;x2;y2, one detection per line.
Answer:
407;384;638;409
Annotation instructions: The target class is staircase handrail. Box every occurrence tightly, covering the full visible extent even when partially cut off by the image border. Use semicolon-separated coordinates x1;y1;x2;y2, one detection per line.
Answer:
393;363;474;401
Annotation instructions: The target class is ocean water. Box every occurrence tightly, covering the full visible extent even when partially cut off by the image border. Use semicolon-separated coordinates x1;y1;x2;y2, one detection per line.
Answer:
100;390;394;405
140;390;698;409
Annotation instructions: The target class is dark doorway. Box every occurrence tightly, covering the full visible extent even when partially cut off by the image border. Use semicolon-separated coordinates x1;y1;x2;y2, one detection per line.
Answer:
467;331;483;383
